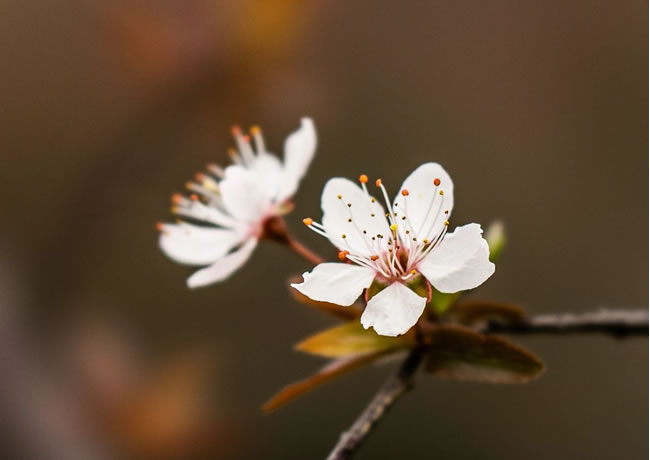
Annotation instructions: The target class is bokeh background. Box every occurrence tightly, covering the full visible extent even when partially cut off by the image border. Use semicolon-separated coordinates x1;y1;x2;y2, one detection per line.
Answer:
0;0;647;459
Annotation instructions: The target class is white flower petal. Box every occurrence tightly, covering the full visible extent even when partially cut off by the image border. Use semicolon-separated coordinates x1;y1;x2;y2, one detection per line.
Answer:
250;152;285;200
219;165;271;224
321;177;390;257
187;238;258;288
159;223;245;265
393;162;454;241
360;282;427;337
175;200;241;229
418;223;495;293
276;117;317;201
291;262;376;306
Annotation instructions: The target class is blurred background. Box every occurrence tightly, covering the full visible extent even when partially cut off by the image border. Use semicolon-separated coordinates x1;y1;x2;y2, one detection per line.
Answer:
0;0;647;458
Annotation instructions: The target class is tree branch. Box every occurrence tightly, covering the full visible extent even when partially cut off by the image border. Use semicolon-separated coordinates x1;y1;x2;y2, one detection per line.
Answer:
483;309;648;337
325;308;647;460
326;347;426;460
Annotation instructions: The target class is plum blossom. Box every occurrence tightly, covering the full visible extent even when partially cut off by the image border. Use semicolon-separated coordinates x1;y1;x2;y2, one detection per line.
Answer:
158;118;316;288
292;163;495;337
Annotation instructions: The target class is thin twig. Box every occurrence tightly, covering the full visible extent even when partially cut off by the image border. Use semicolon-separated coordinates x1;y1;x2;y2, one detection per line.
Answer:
483;309;648;337
325;308;648;459
326;347;426;460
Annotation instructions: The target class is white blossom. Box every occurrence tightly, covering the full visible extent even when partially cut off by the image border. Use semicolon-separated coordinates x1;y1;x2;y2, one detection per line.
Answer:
159;118;317;288
292;163;495;336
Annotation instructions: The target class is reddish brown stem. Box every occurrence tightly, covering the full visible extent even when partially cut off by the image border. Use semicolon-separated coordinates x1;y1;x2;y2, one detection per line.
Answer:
286;236;324;265
263;215;324;265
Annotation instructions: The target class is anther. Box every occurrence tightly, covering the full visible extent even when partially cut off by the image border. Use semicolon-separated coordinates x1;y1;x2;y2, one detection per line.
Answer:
433;178;441;186
444;220;450;226
439;190;444;196
347;203;352;207
371;213;375;217
401;189;409;196
347;218;352;222
190;194;199;201
338;250;350;261
341;234;347;239
359;174;368;184
410;269;417;275
195;172;206;182
370;255;379;261
423;239;429;244
337;194;342;199
156;222;164;232
371;198;376;203
444;210;449;214
375;178;382;187
390;224;398;232
171;193;183;204
302;217;313;226
231;125;241;135
250;125;261;134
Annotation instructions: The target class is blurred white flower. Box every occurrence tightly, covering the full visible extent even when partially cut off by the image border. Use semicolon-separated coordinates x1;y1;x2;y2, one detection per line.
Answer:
159;118;317;288
292;163;495;337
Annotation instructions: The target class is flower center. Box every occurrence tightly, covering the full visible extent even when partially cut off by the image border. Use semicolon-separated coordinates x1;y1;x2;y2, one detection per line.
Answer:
303;174;450;282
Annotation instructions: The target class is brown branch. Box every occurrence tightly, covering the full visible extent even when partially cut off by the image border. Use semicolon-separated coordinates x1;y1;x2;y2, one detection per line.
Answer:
325;308;647;459
325;347;426;460
483;309;648;337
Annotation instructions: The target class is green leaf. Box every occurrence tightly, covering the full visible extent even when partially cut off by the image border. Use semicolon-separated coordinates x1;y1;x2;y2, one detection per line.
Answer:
426;325;544;383
430;289;461;315
296;321;414;358
448;300;527;326
262;351;389;413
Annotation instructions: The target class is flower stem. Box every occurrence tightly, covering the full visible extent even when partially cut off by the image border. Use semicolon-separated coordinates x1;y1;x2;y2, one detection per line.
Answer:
263;215;325;265
286;235;324;265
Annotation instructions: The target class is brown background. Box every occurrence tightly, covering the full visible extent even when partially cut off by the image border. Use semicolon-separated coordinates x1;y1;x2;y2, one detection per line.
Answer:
0;0;647;459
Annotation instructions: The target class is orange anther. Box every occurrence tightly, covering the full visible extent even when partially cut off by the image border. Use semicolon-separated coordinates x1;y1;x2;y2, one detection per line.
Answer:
194;172;205;182
401;189;409;196
359;174;368;184
171;193;183;204
375;178;382;187
370;255;379;261
231;125;241;135
190;194;199;201
250;125;261;134
338;250;350;261
302;217;313;226
433;178;441;186
155;222;164;231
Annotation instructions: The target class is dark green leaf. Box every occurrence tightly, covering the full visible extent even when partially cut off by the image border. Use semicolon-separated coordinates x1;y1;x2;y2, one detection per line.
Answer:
426;325;544;383
448;300;527;326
